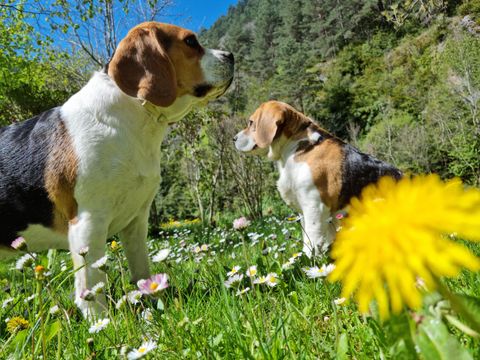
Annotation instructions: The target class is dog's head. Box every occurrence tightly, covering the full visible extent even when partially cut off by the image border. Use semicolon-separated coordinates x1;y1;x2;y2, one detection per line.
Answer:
234;101;321;160
108;22;234;110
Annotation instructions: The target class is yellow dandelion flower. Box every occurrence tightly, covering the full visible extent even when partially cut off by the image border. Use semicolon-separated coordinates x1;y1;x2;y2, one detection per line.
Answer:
110;241;119;251
329;174;480;319
6;316;29;334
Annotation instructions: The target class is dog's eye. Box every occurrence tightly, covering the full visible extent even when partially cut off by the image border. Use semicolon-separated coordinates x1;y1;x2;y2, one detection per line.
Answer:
184;35;200;49
248;120;253;127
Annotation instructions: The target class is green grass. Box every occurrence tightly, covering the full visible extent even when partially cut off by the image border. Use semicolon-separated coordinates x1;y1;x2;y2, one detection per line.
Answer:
1;216;479;359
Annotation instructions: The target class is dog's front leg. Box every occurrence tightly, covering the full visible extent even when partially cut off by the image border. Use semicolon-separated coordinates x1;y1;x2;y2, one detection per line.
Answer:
120;211;151;283
301;203;333;257
69;213;108;318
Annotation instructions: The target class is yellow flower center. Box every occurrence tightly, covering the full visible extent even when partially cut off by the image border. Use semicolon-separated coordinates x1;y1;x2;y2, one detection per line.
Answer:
139;347;146;353
150;282;159;291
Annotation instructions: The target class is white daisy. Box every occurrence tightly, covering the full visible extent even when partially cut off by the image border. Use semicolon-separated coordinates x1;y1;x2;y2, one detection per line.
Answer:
88;318;110;333
127;340;157;359
141;308;154;323
2;297;13;309
265;273;279;287
224;274;244;288
253;276;268;285
49;305;60;315
236;287;250;296
227;265;241;277
15;253;36;270
91;256;108;271
152;248;171;263
246;265;257;278
303;264;336;279
334;297;346;305
116;295;127;309
127;290;142;305
91;281;105;294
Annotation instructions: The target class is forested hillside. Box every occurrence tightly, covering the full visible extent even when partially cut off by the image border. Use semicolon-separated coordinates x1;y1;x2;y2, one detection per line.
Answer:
1;0;479;224
199;0;479;181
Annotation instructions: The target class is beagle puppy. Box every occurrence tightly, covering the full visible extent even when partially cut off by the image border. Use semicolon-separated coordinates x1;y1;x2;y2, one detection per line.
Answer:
234;101;402;257
0;22;234;317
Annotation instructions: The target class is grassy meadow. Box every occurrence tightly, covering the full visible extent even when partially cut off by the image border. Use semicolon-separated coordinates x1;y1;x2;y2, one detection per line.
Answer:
1;213;480;359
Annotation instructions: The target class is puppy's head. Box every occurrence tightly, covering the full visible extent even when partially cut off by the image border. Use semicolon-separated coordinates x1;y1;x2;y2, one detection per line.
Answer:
108;22;234;109
234;101;313;160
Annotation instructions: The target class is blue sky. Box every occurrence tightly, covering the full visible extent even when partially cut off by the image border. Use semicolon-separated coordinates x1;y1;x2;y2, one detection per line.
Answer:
159;0;239;32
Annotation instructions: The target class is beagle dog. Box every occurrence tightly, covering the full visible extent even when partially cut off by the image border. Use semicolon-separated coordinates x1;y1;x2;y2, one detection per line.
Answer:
0;22;234;317
234;101;402;257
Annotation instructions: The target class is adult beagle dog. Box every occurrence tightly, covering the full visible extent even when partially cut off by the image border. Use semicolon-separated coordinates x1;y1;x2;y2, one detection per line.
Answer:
0;22;234;316
234;101;402;257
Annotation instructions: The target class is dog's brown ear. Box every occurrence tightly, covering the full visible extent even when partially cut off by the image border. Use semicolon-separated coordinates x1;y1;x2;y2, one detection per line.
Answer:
282;106;311;137
254;109;285;148
108;27;177;107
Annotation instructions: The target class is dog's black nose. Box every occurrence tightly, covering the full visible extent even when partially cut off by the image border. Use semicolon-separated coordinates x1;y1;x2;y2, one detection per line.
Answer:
223;51;234;63
233;135;238;142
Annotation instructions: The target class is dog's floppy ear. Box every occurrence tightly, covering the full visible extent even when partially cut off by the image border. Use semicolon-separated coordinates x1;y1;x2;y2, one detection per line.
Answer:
254;109;285;148
108;27;177;107
282;106;311;136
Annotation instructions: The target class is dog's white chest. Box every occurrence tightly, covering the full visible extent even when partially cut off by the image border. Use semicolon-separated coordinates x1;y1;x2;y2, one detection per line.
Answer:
276;156;317;211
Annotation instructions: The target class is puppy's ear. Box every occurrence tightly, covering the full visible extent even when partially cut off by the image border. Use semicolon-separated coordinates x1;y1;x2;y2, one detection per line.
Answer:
108;27;177;107
254;110;285;148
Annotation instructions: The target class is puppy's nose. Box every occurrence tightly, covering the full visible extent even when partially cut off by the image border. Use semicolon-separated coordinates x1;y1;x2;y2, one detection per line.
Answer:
222;51;234;63
233;135;238;142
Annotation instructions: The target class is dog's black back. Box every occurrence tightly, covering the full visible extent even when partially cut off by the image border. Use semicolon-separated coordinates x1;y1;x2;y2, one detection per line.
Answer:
0;108;60;246
338;144;402;209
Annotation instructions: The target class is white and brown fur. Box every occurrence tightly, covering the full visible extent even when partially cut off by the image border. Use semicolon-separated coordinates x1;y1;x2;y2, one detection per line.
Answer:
0;22;234;317
234;101;402;257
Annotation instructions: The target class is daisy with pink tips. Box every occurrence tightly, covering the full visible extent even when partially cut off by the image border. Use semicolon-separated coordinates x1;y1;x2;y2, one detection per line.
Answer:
137;273;169;296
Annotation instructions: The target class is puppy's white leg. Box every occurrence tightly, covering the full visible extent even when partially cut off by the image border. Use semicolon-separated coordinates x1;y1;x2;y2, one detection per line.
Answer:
69;213;108;318
302;203;333;258
120;211;151;283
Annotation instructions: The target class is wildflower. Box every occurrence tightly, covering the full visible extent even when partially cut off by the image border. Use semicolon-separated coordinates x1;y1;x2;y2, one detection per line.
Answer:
88;318;110;334
116;296;127;309
253;276;268;285
152;248;171;262
127;291;143;305
334;297;346;305
233;216;250;230
193;246;201;254
11;237;26;250
110;241;119;251
141;309;154;323
80;289;95;301
137;273;169;295
282;260;294;270
236;287;251;296
227;265;241;277
24;294;36;303
200;244;209;252
329;175;480;319
6;316;29;334
224;274;244;288
246;265;257;278
78;246;89;257
91;281;105;294
127;340;157;359
91;256;108;271
49;305;60;315
265;273;279;287
34;265;45;279
303;264;336;279
2;297;13;309
15;253;36;270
